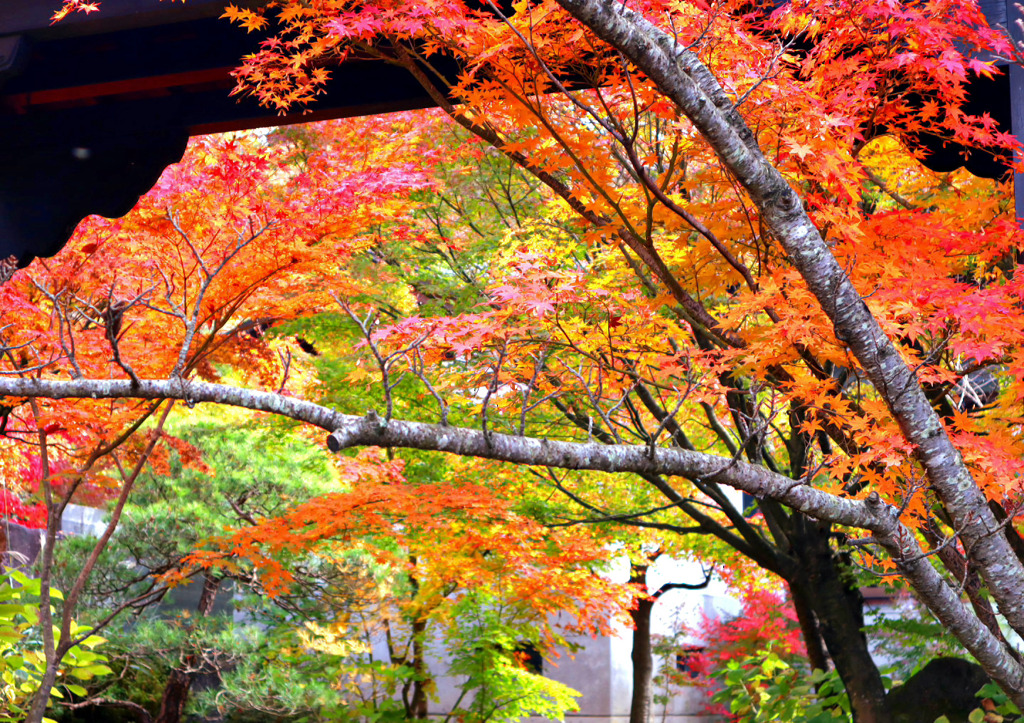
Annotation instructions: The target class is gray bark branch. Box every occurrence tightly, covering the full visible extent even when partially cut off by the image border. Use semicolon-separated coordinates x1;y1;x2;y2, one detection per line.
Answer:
1;374;1021;697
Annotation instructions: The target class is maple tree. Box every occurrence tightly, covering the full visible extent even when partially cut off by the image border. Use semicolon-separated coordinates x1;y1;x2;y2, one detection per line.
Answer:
52;412;622;723
688;588;808;683
193;450;627;722
262;116;847;723
0;117;448;721
0;113;638;722
25;0;1024;720
638;584;823;720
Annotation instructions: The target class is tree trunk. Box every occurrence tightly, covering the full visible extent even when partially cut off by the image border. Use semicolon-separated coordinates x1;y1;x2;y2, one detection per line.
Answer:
629;596;655;723
791;523;891;723
626;560;712;723
787;578;829;674
25;497;64;723
409;617;429;719
155;668;192;723
155;574;221;723
628;562;656;723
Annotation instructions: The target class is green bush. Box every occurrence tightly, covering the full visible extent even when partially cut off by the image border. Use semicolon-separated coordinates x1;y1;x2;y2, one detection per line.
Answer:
0;570;111;723
710;648;850;723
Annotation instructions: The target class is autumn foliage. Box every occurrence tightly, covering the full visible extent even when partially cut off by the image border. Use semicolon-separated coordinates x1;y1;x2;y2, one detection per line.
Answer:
193;450;629;637
0;490;46;530
686;588;806;679
24;0;1024;718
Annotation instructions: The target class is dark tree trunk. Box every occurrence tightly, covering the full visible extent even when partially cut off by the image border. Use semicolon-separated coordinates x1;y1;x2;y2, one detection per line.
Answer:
409;618;429;719
629;595;655;723
155;575;221;723
401;557;430;720
155;669;192;723
787;578;830;674
790;522;891;723
629;562;655;723
626;560;711;723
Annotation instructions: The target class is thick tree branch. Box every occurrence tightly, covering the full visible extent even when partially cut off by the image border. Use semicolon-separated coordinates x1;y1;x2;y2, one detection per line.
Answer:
0;372;1015;692
0;377;873;528
2;373;1020;697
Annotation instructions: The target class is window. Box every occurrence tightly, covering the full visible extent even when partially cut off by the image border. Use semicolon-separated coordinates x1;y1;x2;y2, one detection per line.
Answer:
676;646;705;679
514;643;543;674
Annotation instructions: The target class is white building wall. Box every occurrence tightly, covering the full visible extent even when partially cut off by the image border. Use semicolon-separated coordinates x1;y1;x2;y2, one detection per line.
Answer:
428;554;737;723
